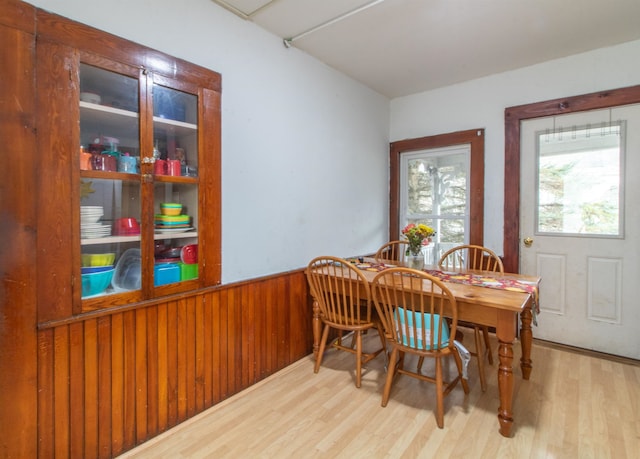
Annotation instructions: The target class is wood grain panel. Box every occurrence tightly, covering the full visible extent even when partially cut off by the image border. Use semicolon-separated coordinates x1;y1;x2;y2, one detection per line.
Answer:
80;321;96;458
34;270;312;456
0;5;38;456
35;38;78;322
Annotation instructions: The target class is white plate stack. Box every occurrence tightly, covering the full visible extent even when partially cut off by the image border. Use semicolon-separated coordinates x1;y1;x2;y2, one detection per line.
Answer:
80;206;111;238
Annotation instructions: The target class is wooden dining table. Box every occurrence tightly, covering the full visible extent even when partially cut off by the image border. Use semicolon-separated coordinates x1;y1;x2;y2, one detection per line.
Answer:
309;259;540;437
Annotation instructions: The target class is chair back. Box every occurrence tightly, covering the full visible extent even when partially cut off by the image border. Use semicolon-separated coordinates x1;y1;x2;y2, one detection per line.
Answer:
371;267;457;352
374;240;409;263
306;256;373;328
438;244;504;274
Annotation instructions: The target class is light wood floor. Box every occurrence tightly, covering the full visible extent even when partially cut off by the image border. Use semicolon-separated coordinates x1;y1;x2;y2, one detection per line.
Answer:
119;331;640;458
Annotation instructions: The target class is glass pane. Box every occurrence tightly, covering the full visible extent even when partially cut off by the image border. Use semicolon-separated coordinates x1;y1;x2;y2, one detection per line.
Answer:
537;123;623;236
406;153;467;216
79;64;141;300
152;83;199;287
153;85;198;177
80;179;141;297
153;181;199;285
80;64;140;158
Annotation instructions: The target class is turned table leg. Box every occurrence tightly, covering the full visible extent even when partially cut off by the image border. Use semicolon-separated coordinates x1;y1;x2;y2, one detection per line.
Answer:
497;339;515;436
519;306;533;380
496;310;517;437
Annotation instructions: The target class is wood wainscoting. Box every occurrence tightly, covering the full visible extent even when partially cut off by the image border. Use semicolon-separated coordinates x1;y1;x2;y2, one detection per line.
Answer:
36;270;313;458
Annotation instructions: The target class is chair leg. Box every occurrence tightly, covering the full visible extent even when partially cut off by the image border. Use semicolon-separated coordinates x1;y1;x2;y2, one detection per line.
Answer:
435;356;444;428
381;347;398;407
417;356;424;373
376;322;388;368
452;347;470;394
355;330;363;388
482;326;494;365
474;326;487;392
314;324;331;374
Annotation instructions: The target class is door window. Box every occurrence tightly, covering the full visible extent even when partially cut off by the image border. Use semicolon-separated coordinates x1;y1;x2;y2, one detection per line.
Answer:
536;122;624;237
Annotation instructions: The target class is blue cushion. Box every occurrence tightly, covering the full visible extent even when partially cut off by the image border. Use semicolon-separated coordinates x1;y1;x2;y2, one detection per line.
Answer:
394;306;450;350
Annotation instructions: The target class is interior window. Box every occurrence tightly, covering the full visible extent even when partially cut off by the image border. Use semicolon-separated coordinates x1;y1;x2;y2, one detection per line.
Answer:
400;146;470;264
389;129;485;260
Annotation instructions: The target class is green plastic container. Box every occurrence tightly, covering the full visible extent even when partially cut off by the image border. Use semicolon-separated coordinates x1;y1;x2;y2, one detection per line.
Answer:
179;262;198;281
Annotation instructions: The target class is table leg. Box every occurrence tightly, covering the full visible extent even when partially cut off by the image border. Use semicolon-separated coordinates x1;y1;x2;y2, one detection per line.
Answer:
497;338;514;436
519;306;533;380
496;310;517;437
312;299;320;359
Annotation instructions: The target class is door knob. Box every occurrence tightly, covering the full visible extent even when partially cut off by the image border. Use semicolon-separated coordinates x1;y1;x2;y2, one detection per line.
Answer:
523;237;533;247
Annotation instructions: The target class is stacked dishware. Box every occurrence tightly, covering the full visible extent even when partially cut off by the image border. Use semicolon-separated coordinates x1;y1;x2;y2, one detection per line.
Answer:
80;205;111;238
155;203;192;233
80;251;115;297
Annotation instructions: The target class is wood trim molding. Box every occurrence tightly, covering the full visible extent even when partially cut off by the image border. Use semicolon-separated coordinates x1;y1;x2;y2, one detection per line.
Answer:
389;129;485;244
503;85;640;273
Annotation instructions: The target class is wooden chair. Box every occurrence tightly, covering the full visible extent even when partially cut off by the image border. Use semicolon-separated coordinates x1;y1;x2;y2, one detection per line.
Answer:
371;267;469;428
306;256;386;388
374;240;409;263
438;244;504;391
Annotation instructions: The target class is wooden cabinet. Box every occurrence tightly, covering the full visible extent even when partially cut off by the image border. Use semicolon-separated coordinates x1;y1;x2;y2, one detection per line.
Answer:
35;10;221;321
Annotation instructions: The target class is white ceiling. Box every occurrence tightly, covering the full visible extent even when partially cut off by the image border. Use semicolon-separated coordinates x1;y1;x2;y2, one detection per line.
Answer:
213;0;640;98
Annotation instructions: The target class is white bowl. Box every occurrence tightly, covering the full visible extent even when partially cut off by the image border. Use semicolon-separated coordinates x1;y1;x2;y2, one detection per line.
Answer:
80;92;101;104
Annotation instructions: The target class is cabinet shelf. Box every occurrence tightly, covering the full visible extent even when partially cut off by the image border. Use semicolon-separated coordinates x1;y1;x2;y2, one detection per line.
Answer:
79;231;198;246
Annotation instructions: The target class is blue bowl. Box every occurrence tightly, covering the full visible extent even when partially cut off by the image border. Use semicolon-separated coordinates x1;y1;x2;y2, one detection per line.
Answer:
81;268;115;297
81;265;114;274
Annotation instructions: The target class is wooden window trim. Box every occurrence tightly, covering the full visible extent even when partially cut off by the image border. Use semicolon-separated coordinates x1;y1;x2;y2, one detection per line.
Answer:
389;129;485;244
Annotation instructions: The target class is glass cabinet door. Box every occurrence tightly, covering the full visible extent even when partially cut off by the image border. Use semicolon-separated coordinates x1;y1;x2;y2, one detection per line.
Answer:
151;83;199;289
77;63;203;308
79;63;142;302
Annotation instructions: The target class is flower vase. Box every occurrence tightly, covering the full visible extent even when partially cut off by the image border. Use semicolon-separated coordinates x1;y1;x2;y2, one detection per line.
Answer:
406;251;425;270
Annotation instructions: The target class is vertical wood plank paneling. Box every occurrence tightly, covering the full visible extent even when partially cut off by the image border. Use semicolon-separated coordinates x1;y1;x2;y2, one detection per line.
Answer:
135;308;148;444
68;322;85;458
265;279;277;376
146;306;159;436
195;296;206;411
111;313;125;456
210;291;223;404
218;290;229;400
243;283;256;387
166;301;178;427
277;277;289;370
202;295;213;406
97;317;112;459
226;288;239;395
53;326;70;458
156;304;169;433
290;272;313;361
177;299;188;421
123;311;136;451
37;330;55;459
186;297;197;418
35;271;312;457
255;280;267;380
81;320;98;458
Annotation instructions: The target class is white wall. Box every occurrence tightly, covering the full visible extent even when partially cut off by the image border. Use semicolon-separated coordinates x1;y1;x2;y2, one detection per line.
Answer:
390;39;640;255
29;0;391;282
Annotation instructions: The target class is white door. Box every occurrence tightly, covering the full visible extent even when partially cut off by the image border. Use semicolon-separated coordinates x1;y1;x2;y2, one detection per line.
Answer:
520;105;640;359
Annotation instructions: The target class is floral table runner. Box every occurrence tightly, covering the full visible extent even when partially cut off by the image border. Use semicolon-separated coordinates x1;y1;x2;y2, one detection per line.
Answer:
349;259;539;323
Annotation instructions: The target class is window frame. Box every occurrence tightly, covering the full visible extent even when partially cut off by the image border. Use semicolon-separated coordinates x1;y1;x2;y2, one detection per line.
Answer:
389;129;485;245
